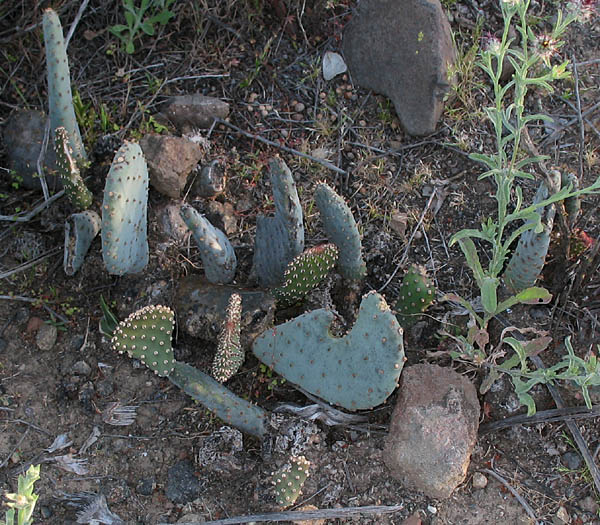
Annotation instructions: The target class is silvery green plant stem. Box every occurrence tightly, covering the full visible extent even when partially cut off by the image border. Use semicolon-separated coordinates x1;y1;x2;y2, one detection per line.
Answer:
43;8;87;164
2;464;40;525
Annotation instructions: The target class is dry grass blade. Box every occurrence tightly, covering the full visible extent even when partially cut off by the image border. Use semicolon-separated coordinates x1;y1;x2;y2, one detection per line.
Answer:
101;402;138;426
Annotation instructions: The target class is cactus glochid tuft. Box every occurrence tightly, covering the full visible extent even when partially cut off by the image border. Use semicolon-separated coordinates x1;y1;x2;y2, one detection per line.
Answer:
273;243;339;307
394;265;435;328
272;456;310;508
212;293;244;383
111;305;176;377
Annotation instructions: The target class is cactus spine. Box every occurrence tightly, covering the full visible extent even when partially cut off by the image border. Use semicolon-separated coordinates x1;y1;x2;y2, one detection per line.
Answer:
253;158;304;287
503;171;561;292
272;456;310;508
314;182;366;281
273;243;339;307
63;210;101;276
394;265;435;328
180;204;237;284
253;291;405;411
101;142;149;275
54;127;92;210
43;8;86;164
212;293;244;382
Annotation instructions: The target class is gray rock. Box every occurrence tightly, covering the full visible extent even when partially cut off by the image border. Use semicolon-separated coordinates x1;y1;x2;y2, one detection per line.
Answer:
384;364;480;499
193;159;226;198
342;0;455;136
165;460;202;504
72;360;92;376
140;135;204;198
175;274;275;347
162;94;230;134
561;451;582;470
36;323;58;351
158;203;190;242
136;477;156;496
3;109;60;190
205;200;237;236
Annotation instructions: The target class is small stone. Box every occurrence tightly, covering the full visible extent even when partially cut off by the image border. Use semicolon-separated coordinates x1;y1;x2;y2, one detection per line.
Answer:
472;472;488;489
561;451;582;470
193;159;226;198
556;506;570;523
78;381;95;408
72;360;92;376
96;379;114;397
294;102;305;112
158;203;190;243
36;323;58;351
166;460;202;504
70;335;85;351
136;477;156;496
292;113;303;121
580;495;599;514
161;94;229;133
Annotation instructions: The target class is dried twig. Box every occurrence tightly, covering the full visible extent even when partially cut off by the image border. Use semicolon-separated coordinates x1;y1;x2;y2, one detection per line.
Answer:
481;468;539;524
0;190;64;222
571;55;585;179
0;292;70;325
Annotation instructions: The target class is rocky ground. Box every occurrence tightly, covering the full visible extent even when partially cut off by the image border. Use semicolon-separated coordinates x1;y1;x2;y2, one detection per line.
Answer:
0;1;599;524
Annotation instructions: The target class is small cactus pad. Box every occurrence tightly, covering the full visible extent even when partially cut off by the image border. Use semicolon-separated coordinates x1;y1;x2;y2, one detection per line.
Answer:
212;293;244;382
253;158;304;287
273;244;339;307
43;8;86;163
394;265;435;328
180;204;237;284
314;182;366;281
253;291;405;411
112;305;176;377
504;171;561;292
101;142;149;275
54;127;92;210
63;210;101;276
272;456;310;508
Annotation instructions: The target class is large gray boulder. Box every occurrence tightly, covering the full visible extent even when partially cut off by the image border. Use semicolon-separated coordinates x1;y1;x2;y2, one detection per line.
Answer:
384;364;480;499
343;0;456;136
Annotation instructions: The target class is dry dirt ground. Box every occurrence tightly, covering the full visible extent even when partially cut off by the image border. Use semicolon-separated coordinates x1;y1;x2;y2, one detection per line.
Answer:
1;1;599;524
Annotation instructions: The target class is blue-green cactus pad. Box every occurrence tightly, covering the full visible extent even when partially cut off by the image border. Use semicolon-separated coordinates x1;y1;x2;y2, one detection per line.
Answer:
253;291;405;410
64;210;101;276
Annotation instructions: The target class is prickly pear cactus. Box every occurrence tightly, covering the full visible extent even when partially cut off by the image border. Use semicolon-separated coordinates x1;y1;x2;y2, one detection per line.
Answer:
394;265;435;328
253;158;304;287
273;243;339;307
180;204;237;284
63;210;101;276
54;127;92;210
314;182;366;281
503;171;561;292
272;456;310;508
101;142;149;275
43;8;86;164
212;293;244;382
111;305;176;377
253;291;405;411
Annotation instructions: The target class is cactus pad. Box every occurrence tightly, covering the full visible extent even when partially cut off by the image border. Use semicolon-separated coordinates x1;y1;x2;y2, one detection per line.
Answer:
394;265;435;328
180;204;237;284
101;142;149;275
212;293;244;382
54;127;92;210
272;456;310;508
273;243;339;307
43;8;86;164
253;158;304;287
63;210;101;276
111;305;176;377
314;182;366;281
253;291;405;410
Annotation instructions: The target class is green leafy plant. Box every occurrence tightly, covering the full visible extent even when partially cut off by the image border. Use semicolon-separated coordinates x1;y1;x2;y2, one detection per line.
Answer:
109;0;176;54
1;464;40;525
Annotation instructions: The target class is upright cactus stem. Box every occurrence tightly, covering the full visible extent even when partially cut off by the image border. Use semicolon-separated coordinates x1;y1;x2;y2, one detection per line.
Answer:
180;204;237;285
54;127;92;210
101;142;149;275
314;182;366;281
394;265;435;328
43;8;87;164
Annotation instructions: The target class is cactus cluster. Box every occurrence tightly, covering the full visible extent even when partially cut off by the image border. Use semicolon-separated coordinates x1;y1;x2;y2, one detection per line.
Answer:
273;243;339;307
54;127;92;210
314;182;366;281
101;142;149;275
180;204;237;284
394;265;435;328
272;456;310;508
253;158;304;287
253;291;405;411
63;210;101;276
212;293;244;382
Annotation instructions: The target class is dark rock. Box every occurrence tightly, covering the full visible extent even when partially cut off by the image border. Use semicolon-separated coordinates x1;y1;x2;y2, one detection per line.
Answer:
72;360;92;376
162;94;230;133
136;477;156;496
205;200;237;236
483;374;523;419
70;335;85;351
96;379;114;397
3;109;60;190
192;159;226;198
140;135;204;198
384;364;480;499
36;323;58;351
165;460;202;504
561;451;582;470
158;203;190;242
342;0;455;136
175;275;275;347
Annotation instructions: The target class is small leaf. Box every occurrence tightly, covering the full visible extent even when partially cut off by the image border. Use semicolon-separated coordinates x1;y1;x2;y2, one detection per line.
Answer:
125;40;135;54
515;286;552;304
481;276;498;315
140;21;155;35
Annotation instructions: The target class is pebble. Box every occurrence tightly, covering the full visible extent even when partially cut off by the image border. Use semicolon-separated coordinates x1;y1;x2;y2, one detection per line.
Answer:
294;102;305;112
561;451;582;470
136;477;156;496
580;495;599;514
292;113;303;121
36;323;57;351
556;506;570;523
96;379;114;397
472;472;488;489
72;360;91;376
